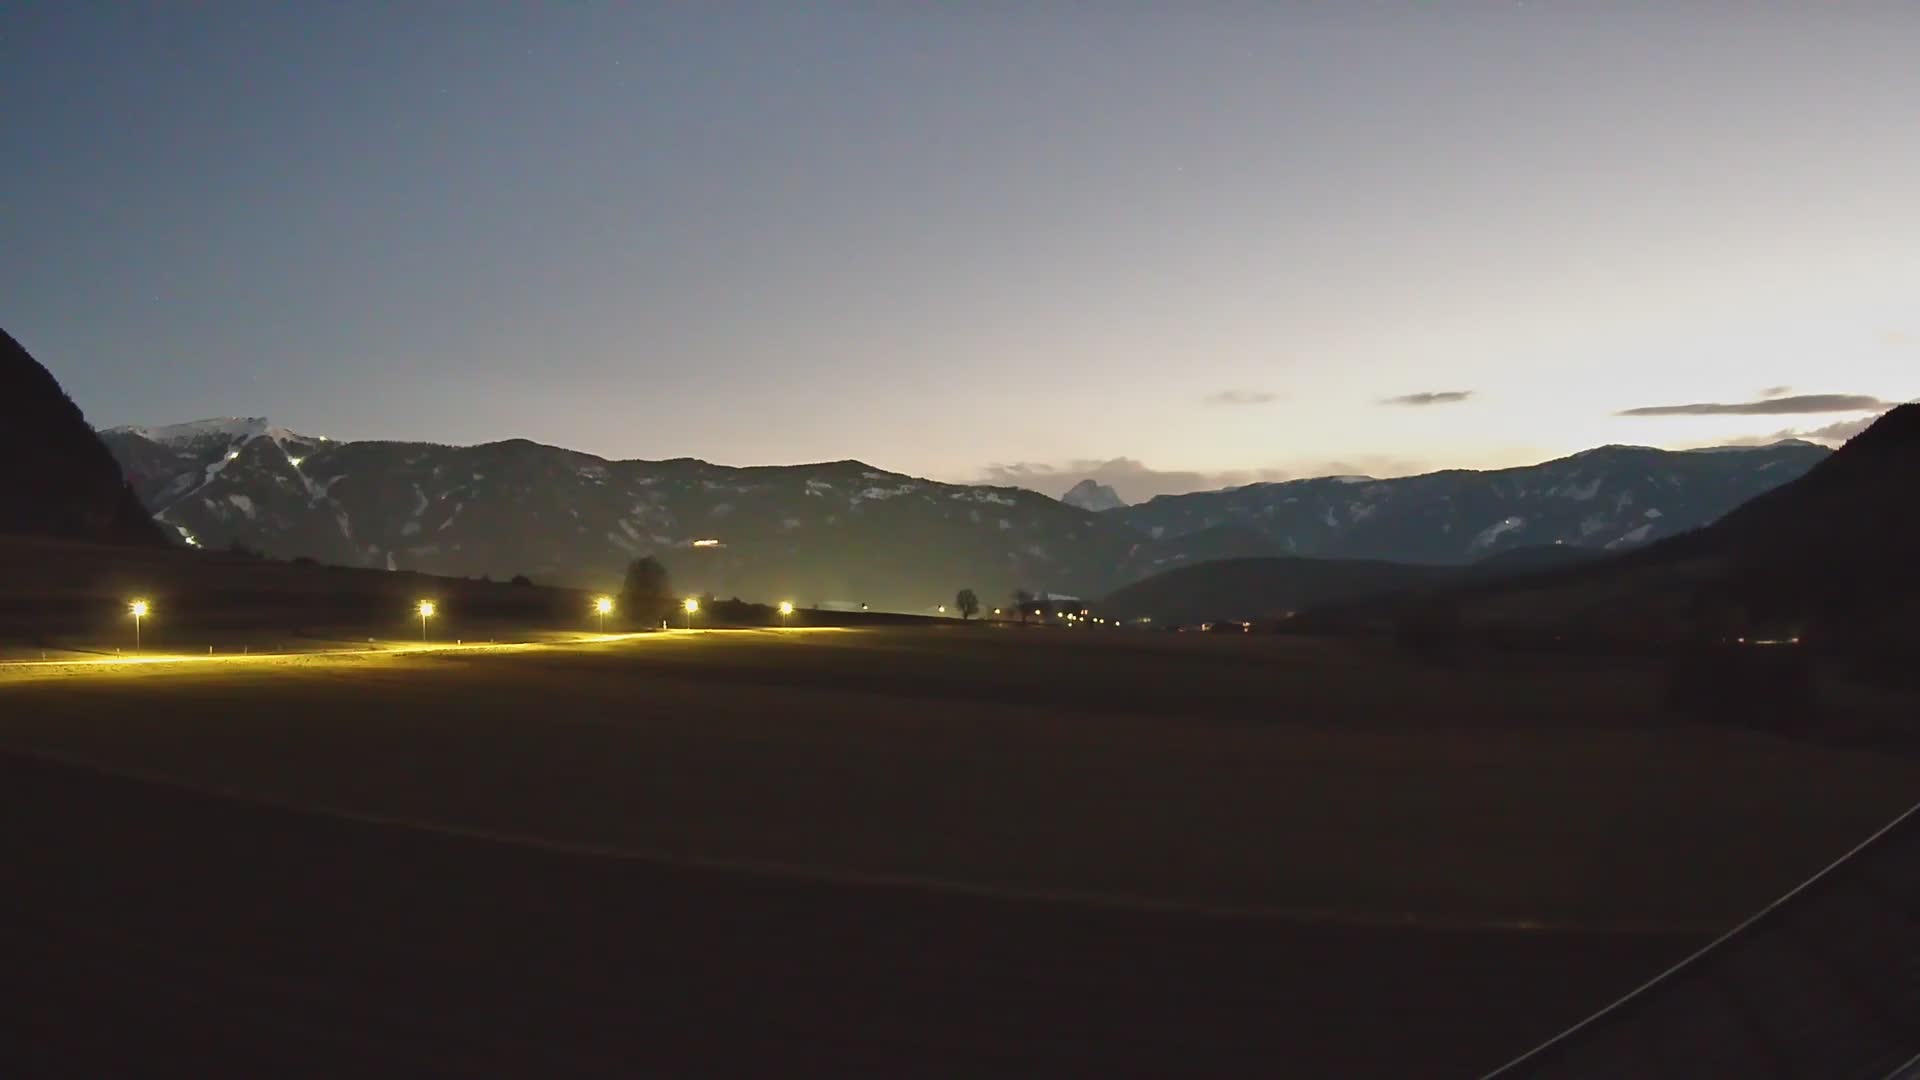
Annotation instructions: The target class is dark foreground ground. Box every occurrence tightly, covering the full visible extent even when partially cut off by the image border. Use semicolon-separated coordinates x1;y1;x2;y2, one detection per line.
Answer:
1;751;1692;1078
5;628;1915;1076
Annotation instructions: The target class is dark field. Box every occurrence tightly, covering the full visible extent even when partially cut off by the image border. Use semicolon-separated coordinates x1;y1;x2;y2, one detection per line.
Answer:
5;627;1917;1075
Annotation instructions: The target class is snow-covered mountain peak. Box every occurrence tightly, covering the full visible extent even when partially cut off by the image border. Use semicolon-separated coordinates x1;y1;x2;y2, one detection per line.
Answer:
108;417;271;444
1061;478;1126;512
107;417;322;449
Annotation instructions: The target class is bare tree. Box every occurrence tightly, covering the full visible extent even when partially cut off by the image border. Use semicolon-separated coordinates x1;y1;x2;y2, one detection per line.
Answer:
956;588;980;621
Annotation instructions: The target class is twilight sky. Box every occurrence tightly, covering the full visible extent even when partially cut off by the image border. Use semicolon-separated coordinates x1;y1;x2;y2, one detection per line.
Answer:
5;2;1916;501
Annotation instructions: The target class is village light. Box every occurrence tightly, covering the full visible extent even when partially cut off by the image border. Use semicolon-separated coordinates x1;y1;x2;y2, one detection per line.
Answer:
129;599;149;652
779;601;794;626
594;595;613;632
683;597;699;631
417;600;436;641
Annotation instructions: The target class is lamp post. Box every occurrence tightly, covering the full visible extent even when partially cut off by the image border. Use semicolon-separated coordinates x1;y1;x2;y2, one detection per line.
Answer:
594;595;613;633
683;597;699;631
129;599;149;653
418;600;435;641
779;601;794;627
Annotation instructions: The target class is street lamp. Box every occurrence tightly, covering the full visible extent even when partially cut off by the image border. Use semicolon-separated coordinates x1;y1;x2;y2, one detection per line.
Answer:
417;600;436;641
129;599;149;652
683;597;699;631
778;601;794;627
594;595;613;633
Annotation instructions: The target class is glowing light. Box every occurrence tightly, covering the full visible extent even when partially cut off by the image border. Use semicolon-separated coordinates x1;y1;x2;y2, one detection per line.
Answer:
288;457;303;467
594;596;614;615
226;450;240;461
692;539;721;547
417;601;436;618
778;601;794;615
937;605;946;613
683;598;700;614
129;599;149;652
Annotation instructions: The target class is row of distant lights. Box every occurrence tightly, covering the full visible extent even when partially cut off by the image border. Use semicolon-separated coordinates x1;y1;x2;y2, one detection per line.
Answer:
125;597;802;629
979;605;1137;625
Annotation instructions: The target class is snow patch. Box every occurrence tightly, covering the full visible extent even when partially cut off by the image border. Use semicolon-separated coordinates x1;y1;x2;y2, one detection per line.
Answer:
227;494;256;519
1470;516;1526;550
855;483;919;501
1562;476;1602;501
1607;523;1654;548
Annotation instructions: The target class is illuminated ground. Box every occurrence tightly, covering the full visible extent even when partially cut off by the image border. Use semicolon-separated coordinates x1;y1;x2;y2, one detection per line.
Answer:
4;627;1917;1075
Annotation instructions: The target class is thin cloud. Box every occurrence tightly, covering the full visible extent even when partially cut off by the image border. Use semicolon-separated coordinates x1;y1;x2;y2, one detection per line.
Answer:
1692;411;1889;449
1381;391;1473;407
1759;385;1793;399
978;455;1425;503
1620;393;1886;417
1203;389;1278;406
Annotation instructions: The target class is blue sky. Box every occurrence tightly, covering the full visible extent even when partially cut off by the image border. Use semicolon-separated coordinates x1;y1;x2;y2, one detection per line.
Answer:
5;2;1915;499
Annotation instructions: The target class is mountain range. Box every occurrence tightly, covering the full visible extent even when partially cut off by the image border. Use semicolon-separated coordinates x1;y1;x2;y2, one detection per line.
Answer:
98;416;1827;609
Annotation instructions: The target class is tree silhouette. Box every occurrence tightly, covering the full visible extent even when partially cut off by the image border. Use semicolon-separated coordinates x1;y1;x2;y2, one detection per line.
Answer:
621;556;672;628
955;588;980;621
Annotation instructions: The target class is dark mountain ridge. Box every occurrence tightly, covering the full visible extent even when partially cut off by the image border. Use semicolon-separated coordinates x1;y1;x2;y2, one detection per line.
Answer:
0;329;165;547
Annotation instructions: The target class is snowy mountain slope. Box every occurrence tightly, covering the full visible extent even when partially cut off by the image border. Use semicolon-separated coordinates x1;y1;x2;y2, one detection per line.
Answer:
1110;442;1828;564
99;424;1143;609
